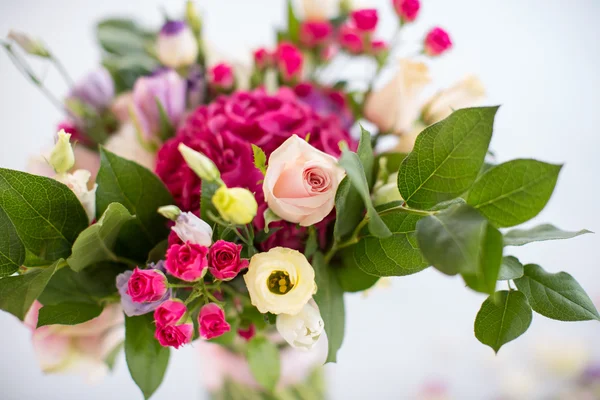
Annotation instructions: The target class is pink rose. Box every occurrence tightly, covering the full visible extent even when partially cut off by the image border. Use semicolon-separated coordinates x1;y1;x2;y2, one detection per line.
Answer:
209;63;235;91
276;42;304;83
424;27;452;56
300;21;333;48
198;303;231;340
155;322;194;348
339;24;364;54
126;267;168;303
394;0;421;23
350;9;379;32
370;39;387;55
253;48;272;70
237;324;256;341
154;299;187;326
263;135;345;226
208;240;248;281
165;242;209;282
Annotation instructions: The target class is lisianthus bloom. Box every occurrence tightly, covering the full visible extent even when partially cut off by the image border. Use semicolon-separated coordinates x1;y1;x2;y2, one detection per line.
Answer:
155;322;194;348
198;303;231;339
300;21;334;48
276;42;304;83
165;241;209;282
350;9;379;33
244;247;316;315
172;211;213;247
276;301;324;351
49;129;75;174
208;240;248;281
154;299;187;326
209;63;235;91
212;186;258;225
339;24;364;54
67;67;115;112
126;267;169;303
424;27;453;56
156;20;199;68
55;170;97;223
394;0;420;23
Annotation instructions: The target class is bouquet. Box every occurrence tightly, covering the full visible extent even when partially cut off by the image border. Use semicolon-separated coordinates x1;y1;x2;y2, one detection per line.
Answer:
1;0;596;398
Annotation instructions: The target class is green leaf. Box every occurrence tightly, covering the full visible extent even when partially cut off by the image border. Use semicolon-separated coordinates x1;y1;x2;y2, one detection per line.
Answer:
0;207;25;277
0;168;88;264
312;252;345;363
67;203;134;272
200;180;220;225
335;257;379;292
96;18;154;56
503;224;592;246
498;256;524;280
155;99;175;142
0;260;59;320
417;205;503;293
467;159;562;227
251;144;267;175
514;264;600;321
263;208;281;233
125;315;170;400
346;211;427;277
474;290;532;353
37;302;103;327
103;54;158;94
285;0;301;42
147;240;168;264
247;336;280;392
96;148;173;262
398;107;499;209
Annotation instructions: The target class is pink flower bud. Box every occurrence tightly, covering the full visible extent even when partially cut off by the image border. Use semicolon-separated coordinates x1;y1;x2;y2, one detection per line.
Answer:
165;242;209;282
393;0;420;23
155;322;194;348
198;303;231;340
339;25;364;54
276;42;304;83
253;48;272;70
300;21;334;48
350;9;379;33
424;27;452;57
209;63;235;91
237;324;256;341
208;240;248;281
126;267;168;303
370;39;388;55
154;299;187;326
320;43;338;62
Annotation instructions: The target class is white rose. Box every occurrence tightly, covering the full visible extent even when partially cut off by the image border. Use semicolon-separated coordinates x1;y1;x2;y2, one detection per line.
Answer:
421;75;486;125
276;301;324;351
172;212;213;247
56;170;97;223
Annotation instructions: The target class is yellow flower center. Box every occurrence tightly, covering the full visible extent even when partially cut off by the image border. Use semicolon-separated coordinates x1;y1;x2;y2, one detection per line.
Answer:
267;270;294;295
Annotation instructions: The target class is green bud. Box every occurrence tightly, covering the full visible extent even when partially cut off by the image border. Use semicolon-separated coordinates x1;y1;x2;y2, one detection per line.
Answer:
372;172;403;206
7;30;50;58
178;143;221;183
186;1;202;36
49;129;75;174
158;205;182;221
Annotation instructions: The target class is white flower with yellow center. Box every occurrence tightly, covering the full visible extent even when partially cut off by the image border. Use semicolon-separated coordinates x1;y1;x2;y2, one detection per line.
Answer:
244;247;316;315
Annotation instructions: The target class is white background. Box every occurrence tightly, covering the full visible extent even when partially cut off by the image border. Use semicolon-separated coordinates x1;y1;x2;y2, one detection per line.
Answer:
1;1;600;399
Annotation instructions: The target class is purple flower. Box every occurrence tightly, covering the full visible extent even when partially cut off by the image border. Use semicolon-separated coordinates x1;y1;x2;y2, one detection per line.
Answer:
160;20;187;36
68;67;115;111
116;267;171;317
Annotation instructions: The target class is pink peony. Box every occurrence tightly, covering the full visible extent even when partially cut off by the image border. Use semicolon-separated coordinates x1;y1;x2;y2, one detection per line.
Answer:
198;303;231;340
300;21;334;48
208;240;248;281
394;0;421;23
154;299;187;326
155;323;194;348
339;24;364;54
276;42;304;82
209;63;235;91
165;242;209;282
350;9;379;32
424;27;452;56
126;267;168;303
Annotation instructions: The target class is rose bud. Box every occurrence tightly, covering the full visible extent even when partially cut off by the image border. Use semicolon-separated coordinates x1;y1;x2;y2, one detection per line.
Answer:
253;48;272;71
173;212;213;247
339;24;364;54
198;303;231;340
237;324;256;341
126;267;169;303
276;42;304;83
67;67;115;112
49;129;75;174
156;20;199;68
212;186;258;225
155;322;194;348
393;0;421;23
350;9;379;33
154;299;187;326
300;21;334;48
178;143;221;183
208;240;249;281
424;27;453;57
263;135;345;226
276;301;324;351
165;242;209;282
208;62;235;92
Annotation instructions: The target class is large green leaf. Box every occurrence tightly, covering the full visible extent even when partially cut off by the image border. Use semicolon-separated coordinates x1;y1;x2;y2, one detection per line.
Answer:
125;315;170;400
514;264;600;321
68;203;134;272
398;107;498;209
498;256;524;281
467;159;562;227
312;252;345;363
474;290;532;353
0;260;59;320
247;336;280;392
503;224;592;246
335;257;380;293
417;204;503;294
346;211;427;277
103;54;158;94
285;0;301;42
0;168;88;264
96;18;155;56
96;148;173;262
0;207;25;277
37;302;103;327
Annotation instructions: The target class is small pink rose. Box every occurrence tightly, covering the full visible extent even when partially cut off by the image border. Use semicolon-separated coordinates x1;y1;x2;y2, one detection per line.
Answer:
350;9;379;33
154;299;187;326
370;39;387;55
126;267;168;303
199;303;231;340
393;0;420;23
276;42;304;83
208;240;248;281
263;135;345;226
209;63;235;91
237;324;256;341
339;25;364;54
155;322;194;348
253;48;272;70
300;21;333;48
165;242;209;282
424;27;452;57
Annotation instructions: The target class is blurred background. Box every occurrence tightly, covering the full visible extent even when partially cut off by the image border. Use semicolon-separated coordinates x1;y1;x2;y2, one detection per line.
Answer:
1;0;600;399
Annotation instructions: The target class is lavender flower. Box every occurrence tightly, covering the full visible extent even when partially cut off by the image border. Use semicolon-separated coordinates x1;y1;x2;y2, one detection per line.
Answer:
68;67;115;111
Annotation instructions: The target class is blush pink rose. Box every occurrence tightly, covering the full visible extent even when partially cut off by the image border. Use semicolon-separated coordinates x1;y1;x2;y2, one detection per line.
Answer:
393;0;421;23
126;267;168;303
263;135;345;226
209;63;235;91
276;42;304;83
154;299;187;326
424;27;452;56
350;9;379;32
208;240;248;281
165;242;209;282
155;322;194;348
198;303;231;340
300;21;333;48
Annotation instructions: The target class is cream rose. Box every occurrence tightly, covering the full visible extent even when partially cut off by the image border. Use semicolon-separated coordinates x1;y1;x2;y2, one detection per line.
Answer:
263;135;345;227
243;247;316;315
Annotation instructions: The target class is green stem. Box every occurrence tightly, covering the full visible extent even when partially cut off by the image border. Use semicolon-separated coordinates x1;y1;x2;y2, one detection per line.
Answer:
48;49;74;87
169;283;193;289
116;256;139;268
